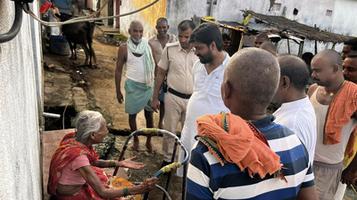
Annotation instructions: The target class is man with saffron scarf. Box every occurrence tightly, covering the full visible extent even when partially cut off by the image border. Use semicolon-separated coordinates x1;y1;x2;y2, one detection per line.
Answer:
308;50;357;200
48;110;158;199
186;48;317;200
115;20;155;152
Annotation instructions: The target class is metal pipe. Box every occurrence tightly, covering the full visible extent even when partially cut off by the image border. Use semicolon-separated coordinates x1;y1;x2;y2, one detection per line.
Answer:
0;2;23;43
182;163;188;200
287;39;291;54
113;128;189;175
208;0;214;16
155;184;172;200
43;112;61;118
162;141;178;200
114;128;190;200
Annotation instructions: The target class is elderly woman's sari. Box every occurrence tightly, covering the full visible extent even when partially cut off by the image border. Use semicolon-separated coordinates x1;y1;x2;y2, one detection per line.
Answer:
48;132;111;200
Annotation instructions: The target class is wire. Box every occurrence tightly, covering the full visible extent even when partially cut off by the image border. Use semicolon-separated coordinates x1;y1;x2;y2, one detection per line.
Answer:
0;2;23;43
24;0;160;27
154;184;172;200
62;104;68;129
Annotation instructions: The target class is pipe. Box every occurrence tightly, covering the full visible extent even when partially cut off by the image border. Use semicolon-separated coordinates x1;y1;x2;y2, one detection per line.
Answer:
0;2;23;43
208;0;214;16
113;128;189;176
43;112;61;118
25;0;160;27
287;39;291;54
162;142;178;200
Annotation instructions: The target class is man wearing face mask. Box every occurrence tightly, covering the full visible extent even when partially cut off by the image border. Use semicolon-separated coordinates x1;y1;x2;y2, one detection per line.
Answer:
115;20;155;152
177;23;230;176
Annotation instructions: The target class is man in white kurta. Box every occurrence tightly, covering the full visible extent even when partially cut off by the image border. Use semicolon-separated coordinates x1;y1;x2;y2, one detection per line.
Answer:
272;55;317;165
177;23;230;176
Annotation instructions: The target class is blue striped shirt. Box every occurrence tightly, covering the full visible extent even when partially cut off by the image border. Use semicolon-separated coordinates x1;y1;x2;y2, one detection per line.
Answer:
186;115;314;200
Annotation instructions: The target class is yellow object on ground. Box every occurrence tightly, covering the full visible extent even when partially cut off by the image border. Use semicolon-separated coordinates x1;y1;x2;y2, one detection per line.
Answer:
110;177;142;200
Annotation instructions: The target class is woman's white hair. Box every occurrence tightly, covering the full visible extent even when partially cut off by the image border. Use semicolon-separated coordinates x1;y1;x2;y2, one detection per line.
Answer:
75;110;106;143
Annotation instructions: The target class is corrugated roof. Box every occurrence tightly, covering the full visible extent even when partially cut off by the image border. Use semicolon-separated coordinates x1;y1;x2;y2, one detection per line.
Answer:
201;17;247;32
243;10;354;43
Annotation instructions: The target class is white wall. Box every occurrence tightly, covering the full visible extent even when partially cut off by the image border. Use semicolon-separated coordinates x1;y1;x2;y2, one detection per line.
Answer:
0;1;42;199
331;0;357;36
166;0;357;54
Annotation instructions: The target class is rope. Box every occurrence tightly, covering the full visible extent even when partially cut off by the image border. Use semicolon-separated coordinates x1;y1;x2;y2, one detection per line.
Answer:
24;0;160;27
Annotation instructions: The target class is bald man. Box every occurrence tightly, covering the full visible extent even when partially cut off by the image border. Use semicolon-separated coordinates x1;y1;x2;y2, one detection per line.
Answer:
260;41;277;56
115;20;155;152
308;50;357;200
273;55;317;165
187;48;316;200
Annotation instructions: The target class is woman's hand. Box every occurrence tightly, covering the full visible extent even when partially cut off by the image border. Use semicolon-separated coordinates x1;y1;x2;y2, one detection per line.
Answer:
118;157;145;169
130;177;159;195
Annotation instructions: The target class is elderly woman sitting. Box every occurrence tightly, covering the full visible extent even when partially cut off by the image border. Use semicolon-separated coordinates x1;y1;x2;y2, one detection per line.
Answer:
48;110;158;199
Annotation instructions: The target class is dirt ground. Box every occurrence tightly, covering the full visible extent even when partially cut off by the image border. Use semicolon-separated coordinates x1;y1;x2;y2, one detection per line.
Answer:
43;28;356;200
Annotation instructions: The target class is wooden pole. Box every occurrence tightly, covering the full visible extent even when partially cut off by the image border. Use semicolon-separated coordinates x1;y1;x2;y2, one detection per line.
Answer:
298;40;304;57
114;0;121;29
238;33;244;50
287;39;291;54
315;40;318;55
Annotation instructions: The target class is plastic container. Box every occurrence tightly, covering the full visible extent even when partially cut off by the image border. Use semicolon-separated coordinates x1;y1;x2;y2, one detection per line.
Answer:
49;35;70;56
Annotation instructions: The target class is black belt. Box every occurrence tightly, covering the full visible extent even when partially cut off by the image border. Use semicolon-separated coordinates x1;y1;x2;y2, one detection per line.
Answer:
168;88;192;99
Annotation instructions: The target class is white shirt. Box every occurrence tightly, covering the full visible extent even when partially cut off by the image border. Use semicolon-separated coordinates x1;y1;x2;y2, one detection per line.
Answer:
273;96;317;165
125;49;146;83
177;54;230;176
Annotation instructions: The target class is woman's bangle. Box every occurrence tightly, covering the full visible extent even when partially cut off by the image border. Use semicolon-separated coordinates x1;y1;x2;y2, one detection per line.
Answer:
123;187;129;196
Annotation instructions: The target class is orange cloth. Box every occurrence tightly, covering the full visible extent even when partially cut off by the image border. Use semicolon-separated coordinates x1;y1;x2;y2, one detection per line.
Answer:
324;81;357;144
196;113;282;179
344;128;357;167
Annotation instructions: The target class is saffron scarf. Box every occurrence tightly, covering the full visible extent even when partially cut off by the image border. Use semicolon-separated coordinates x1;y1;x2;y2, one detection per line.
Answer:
196;113;282;179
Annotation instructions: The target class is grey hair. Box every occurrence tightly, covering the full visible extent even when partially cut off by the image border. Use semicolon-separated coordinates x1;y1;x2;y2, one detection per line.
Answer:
75;110;106;143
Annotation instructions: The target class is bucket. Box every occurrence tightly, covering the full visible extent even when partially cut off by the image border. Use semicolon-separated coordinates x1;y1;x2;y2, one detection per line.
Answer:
49;35;70;56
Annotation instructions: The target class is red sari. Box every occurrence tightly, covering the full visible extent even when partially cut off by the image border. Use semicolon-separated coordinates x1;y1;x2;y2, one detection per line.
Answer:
47;132;111;200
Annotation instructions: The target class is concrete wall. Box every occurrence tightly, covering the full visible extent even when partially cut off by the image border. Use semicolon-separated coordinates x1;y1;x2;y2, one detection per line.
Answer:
120;0;167;38
0;1;42;199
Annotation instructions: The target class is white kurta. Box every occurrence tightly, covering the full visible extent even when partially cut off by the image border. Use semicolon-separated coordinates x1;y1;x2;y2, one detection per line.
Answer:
177;54;230;176
273;96;317;165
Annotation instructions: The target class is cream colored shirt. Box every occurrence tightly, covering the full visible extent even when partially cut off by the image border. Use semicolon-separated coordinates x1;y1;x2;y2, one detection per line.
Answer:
158;42;198;94
310;87;357;164
149;34;177;64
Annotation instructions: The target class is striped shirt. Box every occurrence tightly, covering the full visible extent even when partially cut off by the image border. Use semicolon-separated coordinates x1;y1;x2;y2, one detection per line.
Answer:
186;115;314;200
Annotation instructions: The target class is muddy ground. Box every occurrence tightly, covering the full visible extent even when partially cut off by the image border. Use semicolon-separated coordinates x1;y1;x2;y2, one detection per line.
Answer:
43;28;355;200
